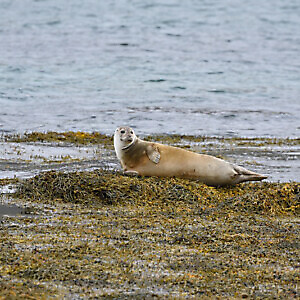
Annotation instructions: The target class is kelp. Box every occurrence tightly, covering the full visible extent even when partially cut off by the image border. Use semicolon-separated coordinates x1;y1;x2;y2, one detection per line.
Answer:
15;170;299;215
3;131;299;147
0;170;299;299
4;131;112;146
1;132;299;299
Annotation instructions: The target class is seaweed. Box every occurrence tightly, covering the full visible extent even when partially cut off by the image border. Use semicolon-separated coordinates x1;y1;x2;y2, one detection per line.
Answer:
1;132;299;298
15;170;299;215
1;169;299;299
4;131;112;146
3;131;299;147
0;178;19;186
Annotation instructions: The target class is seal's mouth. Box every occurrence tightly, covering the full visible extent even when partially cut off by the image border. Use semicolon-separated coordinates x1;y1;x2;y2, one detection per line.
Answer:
121;137;136;151
121;136;132;142
122;141;134;150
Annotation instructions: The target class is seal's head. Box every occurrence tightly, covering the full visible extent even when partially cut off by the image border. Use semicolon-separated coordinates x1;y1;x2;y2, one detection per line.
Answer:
114;126;137;159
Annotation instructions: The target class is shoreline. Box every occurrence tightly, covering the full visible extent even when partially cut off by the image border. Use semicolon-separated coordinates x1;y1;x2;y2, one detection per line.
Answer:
1;131;299;182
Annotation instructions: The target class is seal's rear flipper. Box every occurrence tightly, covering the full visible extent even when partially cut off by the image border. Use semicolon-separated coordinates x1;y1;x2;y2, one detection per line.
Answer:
232;164;268;184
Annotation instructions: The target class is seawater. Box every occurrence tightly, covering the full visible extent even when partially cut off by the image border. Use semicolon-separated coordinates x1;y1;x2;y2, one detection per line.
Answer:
0;0;299;137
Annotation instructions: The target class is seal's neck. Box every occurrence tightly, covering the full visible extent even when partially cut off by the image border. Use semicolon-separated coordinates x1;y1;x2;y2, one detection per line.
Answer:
114;134;138;160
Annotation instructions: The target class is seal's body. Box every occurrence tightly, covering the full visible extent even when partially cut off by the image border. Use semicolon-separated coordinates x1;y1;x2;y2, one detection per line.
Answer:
114;127;267;187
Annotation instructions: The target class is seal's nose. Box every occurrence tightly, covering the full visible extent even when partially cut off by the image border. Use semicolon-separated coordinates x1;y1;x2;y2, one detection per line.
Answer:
127;137;133;142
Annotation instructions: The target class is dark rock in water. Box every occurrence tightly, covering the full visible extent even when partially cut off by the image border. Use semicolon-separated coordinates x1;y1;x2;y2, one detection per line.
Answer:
0;204;24;218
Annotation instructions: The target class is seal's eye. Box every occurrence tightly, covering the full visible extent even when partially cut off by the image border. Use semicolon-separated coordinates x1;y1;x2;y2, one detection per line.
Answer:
130;131;133;134
120;130;125;134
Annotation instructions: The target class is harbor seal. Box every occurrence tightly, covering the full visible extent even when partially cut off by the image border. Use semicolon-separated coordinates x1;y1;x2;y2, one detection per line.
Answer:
114;126;268;187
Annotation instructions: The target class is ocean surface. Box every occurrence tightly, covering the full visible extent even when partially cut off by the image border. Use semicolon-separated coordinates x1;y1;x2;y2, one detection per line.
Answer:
0;0;299;137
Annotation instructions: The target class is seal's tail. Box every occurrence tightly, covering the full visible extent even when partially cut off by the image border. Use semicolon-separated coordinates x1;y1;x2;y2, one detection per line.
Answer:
232;164;268;184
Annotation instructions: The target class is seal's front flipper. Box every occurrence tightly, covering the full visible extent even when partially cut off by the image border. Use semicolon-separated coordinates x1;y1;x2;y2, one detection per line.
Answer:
124;170;139;176
146;145;160;164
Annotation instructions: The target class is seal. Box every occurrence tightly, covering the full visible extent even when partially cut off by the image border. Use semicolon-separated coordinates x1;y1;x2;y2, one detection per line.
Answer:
114;126;268;187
